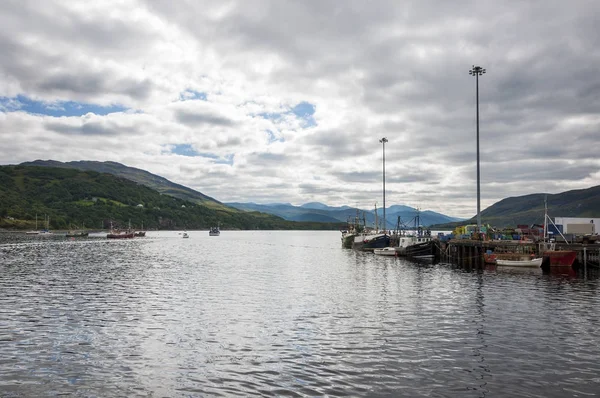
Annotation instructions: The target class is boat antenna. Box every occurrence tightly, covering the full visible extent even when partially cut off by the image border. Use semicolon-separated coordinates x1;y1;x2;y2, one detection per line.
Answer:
544;195;548;241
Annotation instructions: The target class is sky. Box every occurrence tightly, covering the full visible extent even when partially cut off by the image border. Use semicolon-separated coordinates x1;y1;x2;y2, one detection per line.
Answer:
1;0;599;218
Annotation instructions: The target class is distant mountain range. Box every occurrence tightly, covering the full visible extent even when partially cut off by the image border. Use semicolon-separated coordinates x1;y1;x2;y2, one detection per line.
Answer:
225;202;463;228
20;160;463;227
16;160;600;229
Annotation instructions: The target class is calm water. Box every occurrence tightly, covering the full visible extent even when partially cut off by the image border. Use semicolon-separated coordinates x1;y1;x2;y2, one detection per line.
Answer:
1;231;599;397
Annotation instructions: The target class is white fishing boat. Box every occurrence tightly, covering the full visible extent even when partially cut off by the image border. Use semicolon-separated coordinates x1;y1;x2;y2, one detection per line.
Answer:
496;257;543;267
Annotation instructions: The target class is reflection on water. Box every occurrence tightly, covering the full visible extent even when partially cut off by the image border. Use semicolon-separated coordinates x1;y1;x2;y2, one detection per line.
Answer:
1;231;600;397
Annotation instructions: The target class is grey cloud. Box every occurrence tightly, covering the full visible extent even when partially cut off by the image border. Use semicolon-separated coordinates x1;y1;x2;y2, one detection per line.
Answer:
45;120;120;136
176;109;236;127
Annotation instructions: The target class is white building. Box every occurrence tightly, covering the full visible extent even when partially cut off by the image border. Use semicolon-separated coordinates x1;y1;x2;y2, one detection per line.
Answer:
554;217;599;234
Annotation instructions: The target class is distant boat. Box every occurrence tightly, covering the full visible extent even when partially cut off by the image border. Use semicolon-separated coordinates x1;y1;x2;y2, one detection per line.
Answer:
496;257;543;267
134;221;146;237
66;231;89;238
182;232;189;238
26;214;39;235
209;224;220;236
39;215;53;236
66;223;88;238
107;222;134;239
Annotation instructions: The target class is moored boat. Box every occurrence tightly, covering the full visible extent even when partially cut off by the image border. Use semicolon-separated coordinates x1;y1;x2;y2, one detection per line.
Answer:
373;247;398;256
107;221;134;239
496;257;543;267
405;239;434;258
542;248;577;267
66;231;89;238
539;199;578;267
107;230;134;239
353;233;390;251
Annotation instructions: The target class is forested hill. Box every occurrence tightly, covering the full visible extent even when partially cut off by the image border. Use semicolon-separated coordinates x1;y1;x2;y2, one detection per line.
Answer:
0;165;342;231
431;185;600;229
20;159;229;211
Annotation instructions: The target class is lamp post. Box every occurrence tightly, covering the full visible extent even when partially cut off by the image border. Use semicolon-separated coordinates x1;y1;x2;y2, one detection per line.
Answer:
469;65;486;231
379;137;388;233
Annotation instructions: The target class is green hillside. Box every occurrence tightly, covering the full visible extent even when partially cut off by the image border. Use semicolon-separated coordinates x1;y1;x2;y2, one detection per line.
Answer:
21;160;230;212
0;165;343;231
432;185;600;229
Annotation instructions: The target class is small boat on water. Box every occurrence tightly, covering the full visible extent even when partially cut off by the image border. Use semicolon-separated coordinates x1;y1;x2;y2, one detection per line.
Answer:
373;247;398;256
106;221;134;239
182;232;189;238
66;231;89;238
134;221;146;237
209;224;220;236
496;257;543;267
107;230;135;239
66;223;88;237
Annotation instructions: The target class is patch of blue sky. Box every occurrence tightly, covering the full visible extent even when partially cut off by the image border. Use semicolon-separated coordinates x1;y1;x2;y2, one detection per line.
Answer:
291;101;316;128
172;144;200;157
266;130;284;144
214;154;234;165
171;145;234;165
257;101;316;128
0;95;127;116
179;89;207;101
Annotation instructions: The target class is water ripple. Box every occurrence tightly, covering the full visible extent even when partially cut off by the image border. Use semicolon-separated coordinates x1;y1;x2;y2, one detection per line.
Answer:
1;231;600;396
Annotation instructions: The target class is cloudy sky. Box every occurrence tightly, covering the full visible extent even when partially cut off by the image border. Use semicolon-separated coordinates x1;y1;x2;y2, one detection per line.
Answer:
1;0;599;218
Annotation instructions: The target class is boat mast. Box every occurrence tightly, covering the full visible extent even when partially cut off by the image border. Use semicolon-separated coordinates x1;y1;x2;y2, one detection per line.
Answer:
374;203;378;232
544;196;548;241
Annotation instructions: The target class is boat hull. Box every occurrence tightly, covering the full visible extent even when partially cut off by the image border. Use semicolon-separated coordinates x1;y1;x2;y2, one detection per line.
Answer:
354;234;390;251
107;233;134;239
496;258;543;267
406;241;434;258
542;250;577;267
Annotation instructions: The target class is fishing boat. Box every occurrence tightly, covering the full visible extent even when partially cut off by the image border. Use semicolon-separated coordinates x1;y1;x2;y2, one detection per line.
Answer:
209;224;220;236
539;198;577;267
106;221;134;239
395;211;434;258
182;232;189;238
405;240;434;259
496;257;543;267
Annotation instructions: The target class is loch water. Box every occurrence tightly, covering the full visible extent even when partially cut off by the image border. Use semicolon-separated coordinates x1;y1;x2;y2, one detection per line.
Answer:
1;231;599;397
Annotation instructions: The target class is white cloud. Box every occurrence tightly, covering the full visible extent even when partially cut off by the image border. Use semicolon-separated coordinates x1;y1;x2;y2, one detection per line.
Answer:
1;0;599;218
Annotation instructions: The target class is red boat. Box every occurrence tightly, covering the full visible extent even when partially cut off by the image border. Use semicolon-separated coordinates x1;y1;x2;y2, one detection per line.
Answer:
107;231;135;239
541;249;577;267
